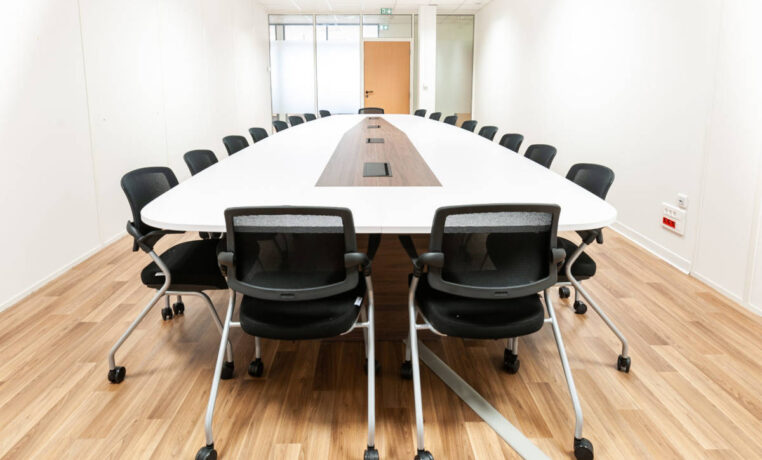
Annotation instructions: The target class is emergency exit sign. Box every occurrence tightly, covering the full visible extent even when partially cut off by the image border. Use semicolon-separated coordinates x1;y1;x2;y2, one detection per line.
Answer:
380;8;392;14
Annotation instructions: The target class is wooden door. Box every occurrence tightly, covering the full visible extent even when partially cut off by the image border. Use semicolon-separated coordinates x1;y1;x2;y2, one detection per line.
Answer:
363;41;410;114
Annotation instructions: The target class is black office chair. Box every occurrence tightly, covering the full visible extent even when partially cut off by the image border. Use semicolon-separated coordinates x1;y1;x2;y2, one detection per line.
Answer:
249;127;269;144
273;120;288;132
359;107;384;114
183;150;222;240
524;144;557;168
108;167;233;385
478;126;498;141
183;149;218;176
499;133;524;152
222;135;249;155
443;115;457;125
288;115;304;126
414;109;427;117
461;120;477;132
319;109;331;117
304;113;317;121
197;206;378;460
556;164;630;372
429;112;442;121
398;204;593;460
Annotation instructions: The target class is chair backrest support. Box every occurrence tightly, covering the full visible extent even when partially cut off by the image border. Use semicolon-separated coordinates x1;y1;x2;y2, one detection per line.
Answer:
223;135;249;155
426;204;561;299
222;206;360;302
184;149;218;176
121;167;178;238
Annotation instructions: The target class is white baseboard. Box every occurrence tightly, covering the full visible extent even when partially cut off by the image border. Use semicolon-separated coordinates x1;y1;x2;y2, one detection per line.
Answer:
610;221;692;274
0;231;124;313
612;221;762;317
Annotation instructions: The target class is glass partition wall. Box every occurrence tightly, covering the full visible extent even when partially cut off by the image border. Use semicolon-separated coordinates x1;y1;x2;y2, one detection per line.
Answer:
268;14;471;121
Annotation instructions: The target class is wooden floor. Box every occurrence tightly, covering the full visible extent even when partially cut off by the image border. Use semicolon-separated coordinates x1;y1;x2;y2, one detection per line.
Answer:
2;230;762;459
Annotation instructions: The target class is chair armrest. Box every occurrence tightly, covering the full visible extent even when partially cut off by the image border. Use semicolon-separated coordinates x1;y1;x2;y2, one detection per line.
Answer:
345;252;372;276
218;251;235;276
552;248;567;265
412;251;445;276
126;221;181;253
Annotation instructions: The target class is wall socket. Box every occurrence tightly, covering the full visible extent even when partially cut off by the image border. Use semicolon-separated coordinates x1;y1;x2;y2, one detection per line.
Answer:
662;202;686;235
677;193;688;209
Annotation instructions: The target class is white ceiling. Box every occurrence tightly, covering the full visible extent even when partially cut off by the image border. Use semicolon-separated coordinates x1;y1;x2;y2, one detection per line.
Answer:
257;0;486;15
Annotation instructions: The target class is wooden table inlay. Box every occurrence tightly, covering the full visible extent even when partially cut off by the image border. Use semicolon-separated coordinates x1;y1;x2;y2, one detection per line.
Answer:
316;117;442;187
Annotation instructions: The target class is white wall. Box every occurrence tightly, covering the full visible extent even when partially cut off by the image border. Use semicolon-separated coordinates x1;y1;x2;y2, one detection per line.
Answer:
473;0;762;313
0;0;272;311
692;0;762;310
435;16;473;116
0;0;101;310
417;6;437;112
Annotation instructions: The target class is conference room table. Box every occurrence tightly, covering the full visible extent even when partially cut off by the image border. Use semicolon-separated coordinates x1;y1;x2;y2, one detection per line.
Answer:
142;114;617;459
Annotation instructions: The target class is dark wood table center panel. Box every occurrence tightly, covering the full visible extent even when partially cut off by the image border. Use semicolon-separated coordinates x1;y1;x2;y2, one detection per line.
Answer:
316;117;442;187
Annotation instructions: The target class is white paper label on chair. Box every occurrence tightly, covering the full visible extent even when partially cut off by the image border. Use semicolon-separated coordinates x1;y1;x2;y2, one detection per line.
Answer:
354;297;363;307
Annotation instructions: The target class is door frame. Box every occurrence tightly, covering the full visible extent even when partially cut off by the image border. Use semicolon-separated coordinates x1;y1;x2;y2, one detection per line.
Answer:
360;37;414;114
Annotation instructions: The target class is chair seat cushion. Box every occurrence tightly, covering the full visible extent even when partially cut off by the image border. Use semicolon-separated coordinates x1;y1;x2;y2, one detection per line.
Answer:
239;277;365;340
415;275;545;339
140;239;228;291
557;237;596;281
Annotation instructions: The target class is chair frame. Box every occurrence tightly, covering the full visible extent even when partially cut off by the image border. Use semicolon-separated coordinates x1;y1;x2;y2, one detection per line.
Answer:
398;204;591;458
198;207;378;460
555;232;630;372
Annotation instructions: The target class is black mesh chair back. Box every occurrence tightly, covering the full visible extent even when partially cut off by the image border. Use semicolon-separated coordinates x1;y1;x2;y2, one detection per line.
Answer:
249;127;269;143
567;164;615;200
273;120;288;132
461;120;477;132
426;204;561;299
304;113;317;122
288;115;304;126
429;112;442;121
443;115;457;125
319;110;331;117
414;109;427;117
223;207;360;301
478;126;498;141
183;150;218;176
121;167;178;239
525;144;557;169
359;107;384;114
222;135;249;155
499;133;524;152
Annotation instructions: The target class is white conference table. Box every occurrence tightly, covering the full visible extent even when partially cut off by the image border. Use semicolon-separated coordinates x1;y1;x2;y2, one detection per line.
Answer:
142;114;617;460
142;114;616;233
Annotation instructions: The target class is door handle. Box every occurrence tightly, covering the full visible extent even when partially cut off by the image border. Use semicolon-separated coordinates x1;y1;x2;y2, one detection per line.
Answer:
365;90;374;98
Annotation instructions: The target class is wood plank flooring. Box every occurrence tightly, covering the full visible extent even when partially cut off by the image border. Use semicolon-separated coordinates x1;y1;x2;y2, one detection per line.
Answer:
1;230;762;459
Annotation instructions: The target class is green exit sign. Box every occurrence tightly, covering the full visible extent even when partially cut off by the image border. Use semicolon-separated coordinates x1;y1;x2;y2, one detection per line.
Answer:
380;8;392;15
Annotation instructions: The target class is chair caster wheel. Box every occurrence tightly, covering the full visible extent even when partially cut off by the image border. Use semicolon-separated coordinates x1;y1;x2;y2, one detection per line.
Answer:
617;355;631;373
414;449;434;460
220;361;234;380
400;360;413;380
559;286;571;299
108;366;126;383
503;351;520;374
172;301;184;315
573;300;587;314
248;358;264;377
161;306;173;321
574;437;594;460
364;447;379;460
364;359;381;376
196;444;217;460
